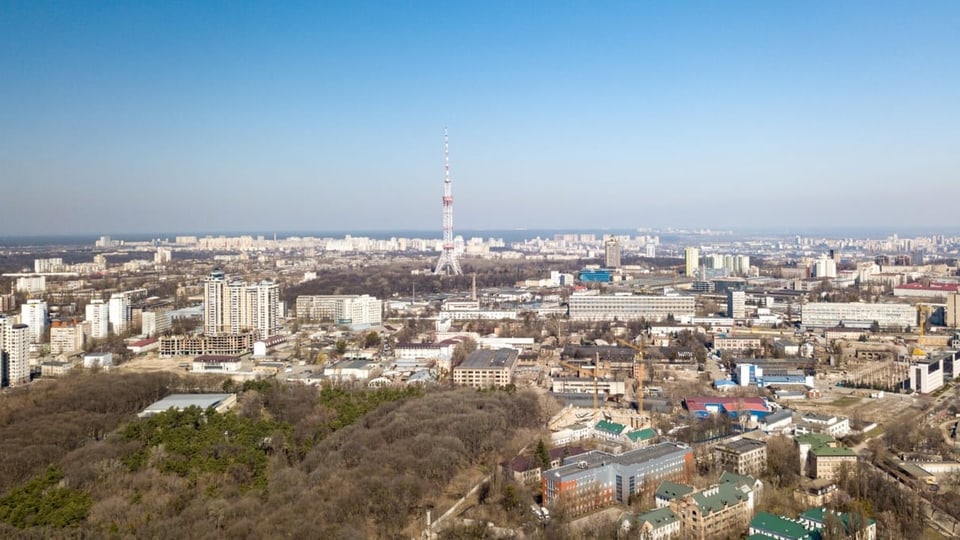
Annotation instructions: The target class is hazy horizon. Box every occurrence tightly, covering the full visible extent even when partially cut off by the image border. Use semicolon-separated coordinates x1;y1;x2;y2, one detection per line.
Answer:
2;2;959;235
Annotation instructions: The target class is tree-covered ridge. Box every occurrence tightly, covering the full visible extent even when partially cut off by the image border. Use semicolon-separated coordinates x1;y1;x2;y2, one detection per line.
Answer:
122;406;287;490
0;466;91;529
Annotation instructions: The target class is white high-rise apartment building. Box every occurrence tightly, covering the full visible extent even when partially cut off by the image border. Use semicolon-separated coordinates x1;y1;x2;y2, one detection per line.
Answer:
246;281;280;339
20;299;48;344
1;319;30;387
812;256;837;279
108;294;131;335
141;310;171;337
203;271;280;339
684;247;700;278
85;299;110;339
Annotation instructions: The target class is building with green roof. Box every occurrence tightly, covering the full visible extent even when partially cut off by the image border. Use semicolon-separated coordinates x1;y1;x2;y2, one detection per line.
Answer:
655;480;694;507
749;511;822;540
622;507;681;540
627;427;657;448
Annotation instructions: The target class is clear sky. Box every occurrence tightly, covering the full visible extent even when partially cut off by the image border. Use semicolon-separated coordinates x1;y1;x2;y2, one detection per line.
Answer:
1;1;958;236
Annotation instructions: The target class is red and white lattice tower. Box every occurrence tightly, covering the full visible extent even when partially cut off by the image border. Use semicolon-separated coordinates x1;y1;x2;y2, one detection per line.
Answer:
434;129;462;276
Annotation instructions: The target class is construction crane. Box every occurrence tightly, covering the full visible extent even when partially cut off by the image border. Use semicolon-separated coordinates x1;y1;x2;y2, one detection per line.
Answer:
617;338;645;422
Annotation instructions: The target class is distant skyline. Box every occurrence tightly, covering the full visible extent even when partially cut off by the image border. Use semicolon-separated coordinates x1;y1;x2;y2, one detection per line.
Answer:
2;2;959;235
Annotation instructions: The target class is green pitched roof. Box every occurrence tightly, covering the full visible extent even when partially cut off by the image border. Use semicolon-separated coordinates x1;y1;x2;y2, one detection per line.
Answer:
795;433;836;448
720;470;758;488
595;419;627;435
635;507;678;529
627;427;657;442
691;483;750;515
799;507;876;532
750;512;821;540
656;480;694;501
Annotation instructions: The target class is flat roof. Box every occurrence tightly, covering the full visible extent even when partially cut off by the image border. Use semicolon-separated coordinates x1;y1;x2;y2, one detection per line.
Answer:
140;393;236;416
459;348;519;370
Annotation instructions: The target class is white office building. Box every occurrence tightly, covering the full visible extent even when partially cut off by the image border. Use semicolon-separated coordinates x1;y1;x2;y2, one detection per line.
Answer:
812;256;838;279
911;357;944;394
85;299;110;339
20;299;48;344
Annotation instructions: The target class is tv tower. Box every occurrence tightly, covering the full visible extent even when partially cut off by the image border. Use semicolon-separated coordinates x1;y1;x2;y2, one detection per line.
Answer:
434;128;463;276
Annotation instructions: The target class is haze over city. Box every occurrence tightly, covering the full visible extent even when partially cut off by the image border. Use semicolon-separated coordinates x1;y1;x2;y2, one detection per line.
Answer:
2;2;958;235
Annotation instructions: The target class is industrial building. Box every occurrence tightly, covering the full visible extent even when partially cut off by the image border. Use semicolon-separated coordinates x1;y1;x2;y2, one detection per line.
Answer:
138;393;238;418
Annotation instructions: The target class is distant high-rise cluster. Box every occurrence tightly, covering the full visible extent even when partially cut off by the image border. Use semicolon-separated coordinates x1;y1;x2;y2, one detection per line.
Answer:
203;270;280;339
0;318;30;388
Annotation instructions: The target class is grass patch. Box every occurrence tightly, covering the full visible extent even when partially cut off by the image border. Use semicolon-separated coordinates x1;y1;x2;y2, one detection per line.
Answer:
828;396;861;408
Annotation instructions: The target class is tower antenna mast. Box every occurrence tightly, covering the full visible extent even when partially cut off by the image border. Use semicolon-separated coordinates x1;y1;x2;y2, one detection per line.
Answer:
434;128;463;276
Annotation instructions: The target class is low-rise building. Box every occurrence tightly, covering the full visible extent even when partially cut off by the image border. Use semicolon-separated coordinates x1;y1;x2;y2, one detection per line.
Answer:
714;438;767;478
138;393;238;418
192;355;242;373
623;507;681;540
323;359;377;381
714;336;762;354
453;348;518;389
796;434;856;481
795;413;850;438
502;445;589;487
40;360;75;378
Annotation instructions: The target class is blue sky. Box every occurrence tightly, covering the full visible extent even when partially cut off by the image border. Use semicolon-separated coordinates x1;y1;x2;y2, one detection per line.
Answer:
1;1;958;235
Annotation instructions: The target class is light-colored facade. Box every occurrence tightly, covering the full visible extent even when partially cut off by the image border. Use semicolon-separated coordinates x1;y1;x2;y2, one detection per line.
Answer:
726;290;746;319
714;439;767;478
714;336;761;353
295;294;383;325
108;294;131;335
605;237;621;269
672;480;756;540
85;299;110;339
453;348;518;389
204;271;281;338
2;321;31;387
910;356;944;394
20;299;48;344
15;275;46;294
684;247;700;278
948;292;960;329
800;302;915;329
568;294;696;322
50;321;84;355
141;309;171;337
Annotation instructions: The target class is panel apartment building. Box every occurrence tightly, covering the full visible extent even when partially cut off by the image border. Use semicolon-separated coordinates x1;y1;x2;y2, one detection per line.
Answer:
295;294;382;326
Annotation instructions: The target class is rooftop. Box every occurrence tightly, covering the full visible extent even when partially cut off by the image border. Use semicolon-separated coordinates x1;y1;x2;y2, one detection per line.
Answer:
458;348;519;370
750;512;821;540
139;393;236;417
718;438;767;454
635;507;678;528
